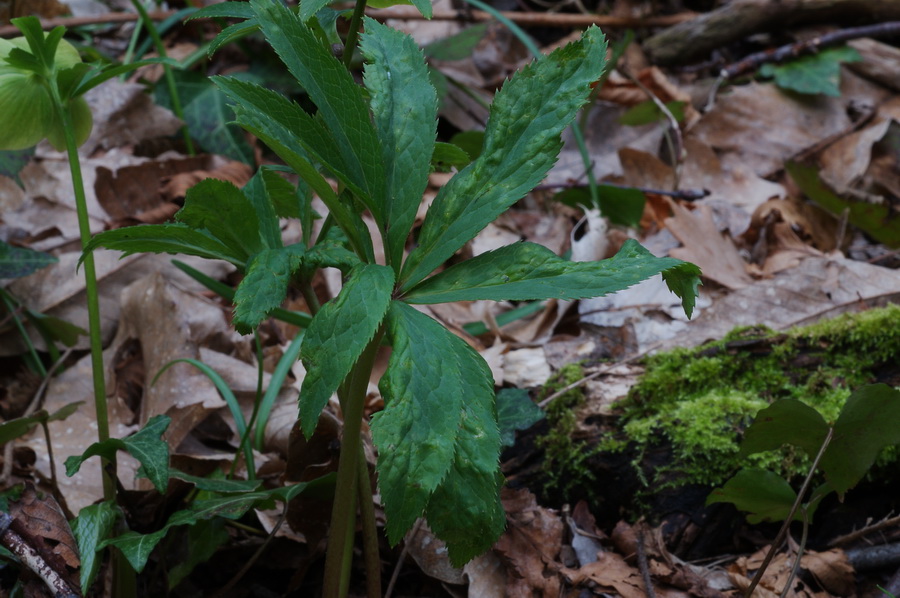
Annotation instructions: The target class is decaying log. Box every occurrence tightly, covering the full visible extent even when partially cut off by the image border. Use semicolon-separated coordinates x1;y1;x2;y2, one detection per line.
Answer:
644;0;900;65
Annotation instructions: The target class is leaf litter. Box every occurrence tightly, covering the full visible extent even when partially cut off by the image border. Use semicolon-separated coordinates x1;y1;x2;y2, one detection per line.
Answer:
1;0;900;595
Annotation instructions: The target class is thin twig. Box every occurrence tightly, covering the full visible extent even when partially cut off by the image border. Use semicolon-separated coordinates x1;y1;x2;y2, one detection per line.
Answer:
636;524;658;598
211;504;289;598
538;342;662;409
0;512;79;597
535;180;709;201
829;512;900;547
385;519;424;598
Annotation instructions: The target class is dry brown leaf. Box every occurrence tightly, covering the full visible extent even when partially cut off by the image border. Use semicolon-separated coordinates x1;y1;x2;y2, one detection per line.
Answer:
848;38;900;92
801;549;855;597
494;488;563;596
464;552;506;598
620;147;676;191
8;484;80;572
160;160;254;201
0;0;68;20
666;202;753;290
405;522;466;585
561;551;646;598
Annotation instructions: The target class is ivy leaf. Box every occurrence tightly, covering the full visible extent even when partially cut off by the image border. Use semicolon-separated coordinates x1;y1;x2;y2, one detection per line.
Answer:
298;264;394;437
739;399;830;459
177;178;264;262
0;401;82;445
821;384;900;497
374;302;467;544
707;469;798;524
251;0;386;221
399;27;608;290
233;245;306;334
361;18;438;271
70;500;118;596
760;46;861;97
0;240;56;278
65;415;171;493
405;239;702;318
496;388;544;448
84;223;243;267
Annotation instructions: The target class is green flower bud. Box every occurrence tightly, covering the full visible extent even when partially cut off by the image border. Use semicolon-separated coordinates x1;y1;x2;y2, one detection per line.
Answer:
0;37;93;151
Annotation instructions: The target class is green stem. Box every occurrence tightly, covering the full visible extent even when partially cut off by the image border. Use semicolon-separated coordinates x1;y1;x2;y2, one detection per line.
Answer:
342;0;369;68
0;290;47;377
129;0;195;155
357;444;381;598
322;328;384;598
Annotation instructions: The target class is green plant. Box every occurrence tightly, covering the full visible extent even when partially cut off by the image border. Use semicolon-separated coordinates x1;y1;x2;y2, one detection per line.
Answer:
81;0;700;594
708;384;900;597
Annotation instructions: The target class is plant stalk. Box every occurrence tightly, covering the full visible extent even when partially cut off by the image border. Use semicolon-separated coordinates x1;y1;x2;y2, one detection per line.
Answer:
357;444;381;598
322;328;384;598
342;0;369;67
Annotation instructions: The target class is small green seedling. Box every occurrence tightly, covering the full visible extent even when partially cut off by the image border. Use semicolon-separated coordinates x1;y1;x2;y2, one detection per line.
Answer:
708;383;900;597
83;0;702;594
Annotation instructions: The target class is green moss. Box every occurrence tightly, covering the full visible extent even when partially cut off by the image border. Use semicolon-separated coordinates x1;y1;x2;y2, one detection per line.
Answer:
606;304;900;491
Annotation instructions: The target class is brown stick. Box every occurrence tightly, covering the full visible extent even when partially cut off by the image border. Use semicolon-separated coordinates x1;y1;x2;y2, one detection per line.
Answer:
0;7;695;38
644;0;900;65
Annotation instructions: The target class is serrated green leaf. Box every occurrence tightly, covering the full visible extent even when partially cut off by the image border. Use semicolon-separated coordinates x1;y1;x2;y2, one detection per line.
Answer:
84;223;242;266
787;161;900;248
425;377;504;567
252;0;385;220
304;240;362;273
168;470;262;493
209;19;260;56
299;0;332;22
400;27;608;290
257;166;304;220
0;240;57;278
760;46;861;97
361;18;438;271
186;1;254;20
65;415;171;493
423;24;489;61
431;142;471;172
739;399;829;459
707;469;798;524
597;184;646;227
212;76;368;256
373;302;466;543
178;178;264;261
242;169;284;250
233;245;306;334
299;264;394;436
71;500;118;596
496;388;544;448
154;70;254;164
405;239;701;318
821;384;900;497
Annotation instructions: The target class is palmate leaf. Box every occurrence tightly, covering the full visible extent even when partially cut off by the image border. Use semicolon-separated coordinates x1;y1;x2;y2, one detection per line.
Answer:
360;18;437;271
298;264;394;437
399;27;608;290
251;0;386;220
374;302;503;560
404;239;702;318
232;245;306;334
84;223;243;267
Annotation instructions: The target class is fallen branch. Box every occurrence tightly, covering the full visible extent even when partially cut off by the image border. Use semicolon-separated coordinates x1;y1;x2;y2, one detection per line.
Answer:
644;0;900;65
0;512;79;597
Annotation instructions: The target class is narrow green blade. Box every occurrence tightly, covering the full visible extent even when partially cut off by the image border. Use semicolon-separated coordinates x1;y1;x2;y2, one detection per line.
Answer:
177;178;264;261
84;223;243;267
233;245;306;334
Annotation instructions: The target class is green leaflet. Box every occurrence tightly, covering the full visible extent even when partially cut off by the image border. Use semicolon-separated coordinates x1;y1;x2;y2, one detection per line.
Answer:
242;168;284;249
298;264;394;437
0;401;81;445
84;223;242;267
251;0;386;220
425;375;505;567
65;415;171;493
233;245;306;334
739;399;829;460
707;469;798;524
213;76;367;256
0;240;56;278
187;1;254;20
399;27;608;290
404;239;702;318
70;500;118;595
373;302;466;544
178;178;264;261
360;18;437;271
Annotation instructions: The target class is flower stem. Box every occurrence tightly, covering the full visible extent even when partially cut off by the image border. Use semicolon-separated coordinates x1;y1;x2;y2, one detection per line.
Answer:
342;0;369;68
322;327;384;598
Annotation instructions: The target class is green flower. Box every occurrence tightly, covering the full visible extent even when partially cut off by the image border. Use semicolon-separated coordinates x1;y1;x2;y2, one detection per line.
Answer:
0;37;93;151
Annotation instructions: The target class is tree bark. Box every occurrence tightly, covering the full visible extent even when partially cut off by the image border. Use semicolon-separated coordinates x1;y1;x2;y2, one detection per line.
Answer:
644;0;900;65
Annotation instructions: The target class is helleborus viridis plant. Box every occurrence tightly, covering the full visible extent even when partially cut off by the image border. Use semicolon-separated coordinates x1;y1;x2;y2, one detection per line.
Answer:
85;0;702;593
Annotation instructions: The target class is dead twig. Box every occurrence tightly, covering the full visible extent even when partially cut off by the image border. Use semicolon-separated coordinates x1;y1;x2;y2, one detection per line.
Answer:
0;512;79;597
636;524;658;598
0;10;175;37
535;180;709;201
829;512;900;547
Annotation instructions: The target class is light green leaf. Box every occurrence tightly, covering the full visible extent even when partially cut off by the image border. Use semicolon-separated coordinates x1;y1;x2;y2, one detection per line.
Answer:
65;415;171;493
431;142;472;172
71;500;118;596
739;399;830;459
400;27;608;290
423;24;489;61
84;223;242;267
178;178;264;262
707;469;798;524
361;18;438;271
425;372;505;567
212;76;367;256
298;264;394;436
405;239;702;318
251;0;386;220
760;46;861;97
496;388;543;448
0;401;82;445
0;240;57;278
821;384;900;497
373;302;466;544
233;245;306;334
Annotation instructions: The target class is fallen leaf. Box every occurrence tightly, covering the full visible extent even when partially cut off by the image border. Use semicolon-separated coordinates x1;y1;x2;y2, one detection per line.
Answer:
494;488;563;596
